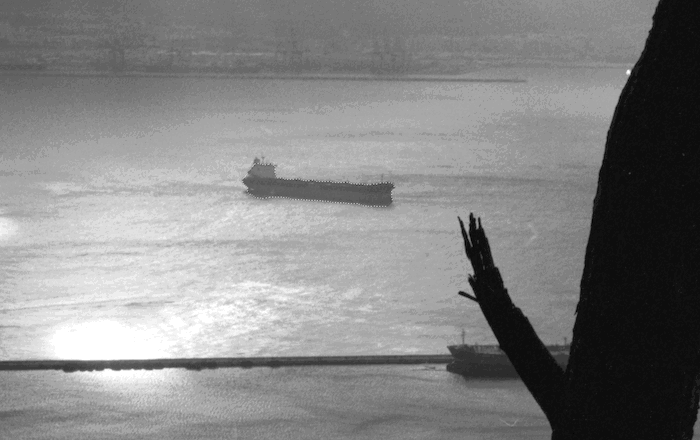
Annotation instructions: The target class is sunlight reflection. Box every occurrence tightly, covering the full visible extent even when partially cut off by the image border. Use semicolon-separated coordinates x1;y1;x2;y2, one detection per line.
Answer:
78;367;184;387
0;216;18;241
52;320;163;360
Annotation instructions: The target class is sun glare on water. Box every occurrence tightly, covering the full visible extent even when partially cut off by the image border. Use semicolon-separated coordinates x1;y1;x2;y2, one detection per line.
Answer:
52;321;160;360
0;216;19;241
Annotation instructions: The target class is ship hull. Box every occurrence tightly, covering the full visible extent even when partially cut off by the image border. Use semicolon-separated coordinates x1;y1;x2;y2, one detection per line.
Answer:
446;344;569;378
243;176;393;206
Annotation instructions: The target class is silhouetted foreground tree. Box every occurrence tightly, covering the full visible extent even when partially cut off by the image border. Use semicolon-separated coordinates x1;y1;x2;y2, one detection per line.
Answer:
457;1;700;439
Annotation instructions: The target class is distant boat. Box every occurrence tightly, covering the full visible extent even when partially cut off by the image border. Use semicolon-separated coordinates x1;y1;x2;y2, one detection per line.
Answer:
242;157;394;206
446;330;569;377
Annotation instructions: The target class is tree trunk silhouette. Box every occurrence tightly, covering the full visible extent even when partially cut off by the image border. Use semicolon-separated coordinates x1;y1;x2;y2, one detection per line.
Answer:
458;1;700;438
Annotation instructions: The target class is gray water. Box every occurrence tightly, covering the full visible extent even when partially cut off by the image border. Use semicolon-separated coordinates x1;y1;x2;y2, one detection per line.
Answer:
1;67;635;438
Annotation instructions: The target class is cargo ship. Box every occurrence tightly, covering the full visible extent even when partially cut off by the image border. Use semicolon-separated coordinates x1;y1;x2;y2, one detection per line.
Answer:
242;157;394;206
446;331;569;377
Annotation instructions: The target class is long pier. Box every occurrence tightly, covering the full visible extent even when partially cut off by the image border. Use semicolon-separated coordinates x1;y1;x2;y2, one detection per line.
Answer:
0;355;453;373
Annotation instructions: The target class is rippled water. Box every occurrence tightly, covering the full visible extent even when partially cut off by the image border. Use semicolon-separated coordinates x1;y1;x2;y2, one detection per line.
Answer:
1;366;551;440
1;68;623;362
5;66;672;440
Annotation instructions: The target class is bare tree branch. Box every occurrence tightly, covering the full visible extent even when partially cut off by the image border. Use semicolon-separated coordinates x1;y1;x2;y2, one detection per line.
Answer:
458;213;566;430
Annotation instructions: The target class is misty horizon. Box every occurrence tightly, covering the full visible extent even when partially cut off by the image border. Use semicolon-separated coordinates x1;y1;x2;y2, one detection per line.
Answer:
2;0;656;38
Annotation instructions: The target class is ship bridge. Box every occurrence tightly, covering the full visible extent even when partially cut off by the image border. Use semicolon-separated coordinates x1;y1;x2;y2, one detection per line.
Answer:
248;157;277;178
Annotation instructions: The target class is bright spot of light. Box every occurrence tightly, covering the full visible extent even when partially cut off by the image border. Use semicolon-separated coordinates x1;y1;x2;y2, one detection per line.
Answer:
0;216;19;241
52;321;160;360
626;69;631;76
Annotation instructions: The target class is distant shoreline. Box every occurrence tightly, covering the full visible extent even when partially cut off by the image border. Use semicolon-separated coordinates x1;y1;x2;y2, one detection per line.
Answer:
0;59;633;82
0;69;527;83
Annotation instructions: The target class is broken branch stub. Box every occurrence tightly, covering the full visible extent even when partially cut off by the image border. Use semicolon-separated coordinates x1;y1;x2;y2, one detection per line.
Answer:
456;213;566;431
458;214;514;313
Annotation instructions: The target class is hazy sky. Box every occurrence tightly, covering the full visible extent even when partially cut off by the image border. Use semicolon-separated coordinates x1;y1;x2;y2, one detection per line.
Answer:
2;0;657;36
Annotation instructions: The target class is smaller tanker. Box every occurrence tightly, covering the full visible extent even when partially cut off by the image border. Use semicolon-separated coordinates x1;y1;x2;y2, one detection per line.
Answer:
242;157;394;206
446;330;570;378
446;343;569;377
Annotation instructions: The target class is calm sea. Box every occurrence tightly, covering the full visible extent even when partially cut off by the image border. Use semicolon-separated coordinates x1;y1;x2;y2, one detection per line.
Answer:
1;67;639;438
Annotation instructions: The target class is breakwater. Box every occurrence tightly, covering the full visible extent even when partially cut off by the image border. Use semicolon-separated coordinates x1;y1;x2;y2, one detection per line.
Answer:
0;355;453;373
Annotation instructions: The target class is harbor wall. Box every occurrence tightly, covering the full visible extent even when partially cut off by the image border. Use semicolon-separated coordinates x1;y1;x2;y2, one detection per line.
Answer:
0;355;453;373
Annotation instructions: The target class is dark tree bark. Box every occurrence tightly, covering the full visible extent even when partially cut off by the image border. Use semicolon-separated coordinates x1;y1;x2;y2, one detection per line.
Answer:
458;1;700;438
